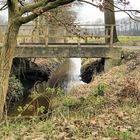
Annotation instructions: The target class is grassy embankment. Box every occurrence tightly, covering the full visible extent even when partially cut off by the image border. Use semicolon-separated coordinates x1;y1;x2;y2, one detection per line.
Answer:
0;39;140;140
116;36;140;46
0;51;140;139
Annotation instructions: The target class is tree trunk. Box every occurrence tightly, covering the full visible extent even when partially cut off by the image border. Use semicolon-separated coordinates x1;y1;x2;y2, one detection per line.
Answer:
104;0;118;43
0;0;75;121
0;22;20;120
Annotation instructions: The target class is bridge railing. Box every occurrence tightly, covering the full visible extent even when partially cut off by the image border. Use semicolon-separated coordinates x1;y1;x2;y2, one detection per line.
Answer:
0;24;115;47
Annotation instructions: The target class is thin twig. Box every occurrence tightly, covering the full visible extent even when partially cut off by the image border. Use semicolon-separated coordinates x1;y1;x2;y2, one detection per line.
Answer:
105;0;140;22
78;0;140;22
0;2;7;11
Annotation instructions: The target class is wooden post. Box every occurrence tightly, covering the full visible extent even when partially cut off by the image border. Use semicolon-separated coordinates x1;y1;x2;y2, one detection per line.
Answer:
63;28;67;43
45;25;49;47
105;27;109;43
77;25;81;47
85;28;88;43
22;28;25;44
109;25;114;47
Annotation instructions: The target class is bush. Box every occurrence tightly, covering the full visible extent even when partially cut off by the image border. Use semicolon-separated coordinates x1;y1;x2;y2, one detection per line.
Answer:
7;75;24;104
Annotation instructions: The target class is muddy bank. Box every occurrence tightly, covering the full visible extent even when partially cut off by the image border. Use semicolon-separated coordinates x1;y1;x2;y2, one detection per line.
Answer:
11;58;61;96
81;58;105;83
11;58;106;95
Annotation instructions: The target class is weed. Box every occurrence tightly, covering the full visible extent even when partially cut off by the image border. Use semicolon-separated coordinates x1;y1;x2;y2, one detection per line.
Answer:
119;131;133;140
63;96;80;109
45;121;55;133
105;127;118;137
87;93;102;106
37;106;46;114
7;75;24;104
105;127;134;140
96;83;106;96
46;87;64;97
90;83;106;97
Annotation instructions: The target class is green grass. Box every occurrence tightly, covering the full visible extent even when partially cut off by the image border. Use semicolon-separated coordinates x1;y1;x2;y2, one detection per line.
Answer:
68;36;140;46
116;36;140;46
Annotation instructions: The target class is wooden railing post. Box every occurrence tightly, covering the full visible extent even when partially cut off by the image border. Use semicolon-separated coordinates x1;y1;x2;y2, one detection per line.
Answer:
85;28;88;43
23;33;26;44
64;28;67;43
45;25;49;47
105;26;109;43
109;25;114;47
77;25;81;47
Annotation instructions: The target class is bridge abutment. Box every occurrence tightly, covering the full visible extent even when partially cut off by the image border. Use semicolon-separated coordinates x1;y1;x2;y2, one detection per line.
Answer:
102;47;122;72
104;58;121;72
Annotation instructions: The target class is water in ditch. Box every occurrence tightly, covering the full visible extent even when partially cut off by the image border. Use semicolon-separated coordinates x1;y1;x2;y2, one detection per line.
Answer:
66;58;85;91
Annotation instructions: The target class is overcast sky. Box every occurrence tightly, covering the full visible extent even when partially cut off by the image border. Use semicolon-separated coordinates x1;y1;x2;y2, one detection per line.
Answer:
74;0;140;23
0;0;140;23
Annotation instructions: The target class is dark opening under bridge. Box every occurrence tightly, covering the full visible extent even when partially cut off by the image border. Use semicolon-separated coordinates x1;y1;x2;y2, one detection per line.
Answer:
0;24;122;71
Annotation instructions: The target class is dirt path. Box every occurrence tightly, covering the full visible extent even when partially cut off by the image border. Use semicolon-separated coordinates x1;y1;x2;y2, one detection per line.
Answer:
117;46;140;49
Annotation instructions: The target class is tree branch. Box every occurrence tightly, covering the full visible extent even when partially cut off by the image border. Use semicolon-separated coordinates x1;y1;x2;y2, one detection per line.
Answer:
21;0;54;14
0;2;7;10
18;0;75;24
78;0;140;22
115;9;140;14
105;0;140;22
78;0;99;8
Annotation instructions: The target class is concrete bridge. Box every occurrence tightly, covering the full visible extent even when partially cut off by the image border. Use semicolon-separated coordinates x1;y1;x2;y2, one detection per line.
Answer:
0;24;122;71
14;45;121;58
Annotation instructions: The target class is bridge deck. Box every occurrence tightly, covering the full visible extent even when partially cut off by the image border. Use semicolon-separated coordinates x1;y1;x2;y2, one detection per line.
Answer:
11;45;121;58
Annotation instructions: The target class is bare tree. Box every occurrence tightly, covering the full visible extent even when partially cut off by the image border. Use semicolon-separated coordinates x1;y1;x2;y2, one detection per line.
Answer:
0;0;75;120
